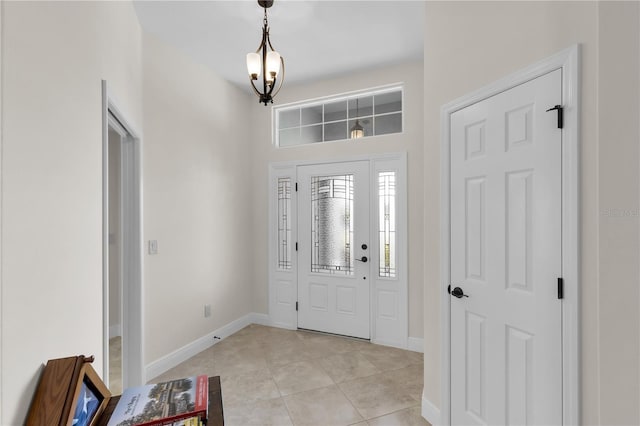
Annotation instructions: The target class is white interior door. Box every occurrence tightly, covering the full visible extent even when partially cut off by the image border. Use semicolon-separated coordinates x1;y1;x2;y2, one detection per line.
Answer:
297;161;370;339
450;69;563;425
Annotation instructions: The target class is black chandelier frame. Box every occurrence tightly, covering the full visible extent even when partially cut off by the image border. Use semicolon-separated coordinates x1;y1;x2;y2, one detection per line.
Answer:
249;0;285;106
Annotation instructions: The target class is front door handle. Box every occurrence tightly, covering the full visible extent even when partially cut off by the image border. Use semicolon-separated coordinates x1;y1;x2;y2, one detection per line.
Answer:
448;285;469;299
355;256;368;263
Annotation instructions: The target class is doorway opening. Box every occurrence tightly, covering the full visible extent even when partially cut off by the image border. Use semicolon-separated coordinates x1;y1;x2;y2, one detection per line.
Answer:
107;123;124;394
102;81;144;391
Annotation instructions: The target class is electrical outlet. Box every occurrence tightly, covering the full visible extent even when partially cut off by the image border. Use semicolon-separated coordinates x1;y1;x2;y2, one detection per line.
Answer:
148;240;158;255
204;304;211;318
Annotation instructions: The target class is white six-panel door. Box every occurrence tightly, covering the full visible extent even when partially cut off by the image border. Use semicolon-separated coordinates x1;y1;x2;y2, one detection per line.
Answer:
450;69;563;425
297;161;371;339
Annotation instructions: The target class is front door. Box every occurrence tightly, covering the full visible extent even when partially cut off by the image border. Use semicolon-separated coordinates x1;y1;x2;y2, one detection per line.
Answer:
450;69;563;424
297;161;370;339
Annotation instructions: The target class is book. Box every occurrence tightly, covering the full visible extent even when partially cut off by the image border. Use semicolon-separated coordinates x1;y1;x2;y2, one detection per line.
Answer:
169;416;202;426
106;375;208;426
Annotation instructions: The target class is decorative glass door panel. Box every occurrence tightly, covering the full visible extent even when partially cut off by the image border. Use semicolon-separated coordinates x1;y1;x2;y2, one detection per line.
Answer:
311;175;354;275
378;172;396;278
277;178;292;270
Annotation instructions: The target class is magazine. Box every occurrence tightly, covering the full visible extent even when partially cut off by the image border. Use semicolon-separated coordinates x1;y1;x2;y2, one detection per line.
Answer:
106;375;208;426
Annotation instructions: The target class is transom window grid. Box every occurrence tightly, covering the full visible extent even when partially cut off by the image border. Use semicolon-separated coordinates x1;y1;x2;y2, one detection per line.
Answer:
275;87;403;147
310;175;354;275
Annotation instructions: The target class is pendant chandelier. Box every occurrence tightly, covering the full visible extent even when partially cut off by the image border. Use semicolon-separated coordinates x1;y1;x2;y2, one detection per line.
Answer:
350;98;364;139
350;119;364;139
246;0;285;106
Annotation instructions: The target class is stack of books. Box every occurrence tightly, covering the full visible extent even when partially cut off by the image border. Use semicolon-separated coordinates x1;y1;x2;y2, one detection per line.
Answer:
106;375;209;426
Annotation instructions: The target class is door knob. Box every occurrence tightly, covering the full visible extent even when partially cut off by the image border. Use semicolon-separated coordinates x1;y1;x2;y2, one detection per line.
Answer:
449;286;468;299
355;256;368;263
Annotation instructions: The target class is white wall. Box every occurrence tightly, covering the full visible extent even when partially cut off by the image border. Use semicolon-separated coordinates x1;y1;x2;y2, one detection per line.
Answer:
0;1;143;424
423;1;640;424
597;2;640;423
0;1;255;423
142;33;255;364
250;61;425;340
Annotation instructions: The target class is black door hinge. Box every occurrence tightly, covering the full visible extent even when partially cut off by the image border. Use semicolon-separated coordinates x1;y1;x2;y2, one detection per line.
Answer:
557;277;564;299
546;105;564;129
295;182;298;191
295;242;298;251
295;301;298;311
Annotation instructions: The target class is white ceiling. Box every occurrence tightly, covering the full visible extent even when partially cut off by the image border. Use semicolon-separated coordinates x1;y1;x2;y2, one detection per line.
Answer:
133;1;424;92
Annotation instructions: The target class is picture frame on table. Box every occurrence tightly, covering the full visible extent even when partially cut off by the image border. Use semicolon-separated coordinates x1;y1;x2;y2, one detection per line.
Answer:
67;359;111;426
25;355;112;426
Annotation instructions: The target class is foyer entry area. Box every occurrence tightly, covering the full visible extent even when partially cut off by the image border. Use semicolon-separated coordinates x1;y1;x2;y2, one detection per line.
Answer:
152;324;428;426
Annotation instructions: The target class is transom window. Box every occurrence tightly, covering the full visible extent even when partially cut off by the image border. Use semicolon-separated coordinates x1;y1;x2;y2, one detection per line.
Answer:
274;86;403;147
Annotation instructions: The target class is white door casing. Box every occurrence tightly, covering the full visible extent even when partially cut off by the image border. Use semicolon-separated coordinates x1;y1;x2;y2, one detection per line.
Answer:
450;69;562;425
297;161;371;339
439;45;580;426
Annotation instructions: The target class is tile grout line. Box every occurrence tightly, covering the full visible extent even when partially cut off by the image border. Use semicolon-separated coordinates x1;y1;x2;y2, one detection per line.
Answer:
335;376;370;423
363;403;424;424
279;392;296;426
278;339;365;425
222;337;291;425
269;347;328;426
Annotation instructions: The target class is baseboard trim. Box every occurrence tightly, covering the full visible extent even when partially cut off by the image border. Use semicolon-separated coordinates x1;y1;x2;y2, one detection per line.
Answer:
407;336;424;353
248;312;271;326
269;321;297;330
422;391;441;426
145;314;254;381
109;324;122;339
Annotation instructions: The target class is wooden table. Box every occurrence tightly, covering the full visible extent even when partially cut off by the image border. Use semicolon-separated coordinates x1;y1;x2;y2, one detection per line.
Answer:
97;376;224;426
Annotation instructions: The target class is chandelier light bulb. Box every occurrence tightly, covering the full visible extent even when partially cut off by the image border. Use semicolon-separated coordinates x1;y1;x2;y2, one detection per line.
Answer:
246;52;261;79
266;51;281;78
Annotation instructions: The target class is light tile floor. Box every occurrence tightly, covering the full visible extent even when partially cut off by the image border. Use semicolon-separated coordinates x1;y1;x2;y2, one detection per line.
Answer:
151;324;431;426
109;336;123;395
